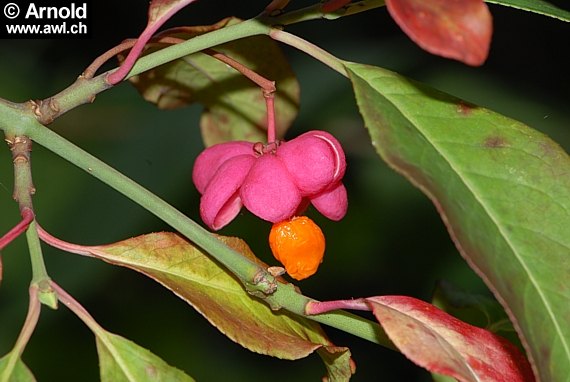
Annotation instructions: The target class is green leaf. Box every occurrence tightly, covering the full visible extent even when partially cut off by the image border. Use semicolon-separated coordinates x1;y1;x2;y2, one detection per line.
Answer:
431;373;457;382
96;330;194;382
0;353;35;382
317;347;355;382
486;0;570;22
126;17;300;146
346;61;570;382
87;233;352;379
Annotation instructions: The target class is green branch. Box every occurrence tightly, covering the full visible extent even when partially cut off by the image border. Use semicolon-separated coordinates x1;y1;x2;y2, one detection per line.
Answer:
0;0;394;349
33;19;271;123
23;0;383;123
16;116;391;348
269;29;348;76
4;133;57;308
22;118;268;290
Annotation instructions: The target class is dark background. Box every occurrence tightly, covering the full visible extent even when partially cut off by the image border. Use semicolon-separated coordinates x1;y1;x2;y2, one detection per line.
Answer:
1;1;569;381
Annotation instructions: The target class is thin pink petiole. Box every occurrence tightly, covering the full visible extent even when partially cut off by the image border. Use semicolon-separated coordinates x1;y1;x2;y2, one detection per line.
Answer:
49;281;104;334
0;208;35;251
36;224;93;257
305;298;370;315
265;93;277;143
204;49;277;144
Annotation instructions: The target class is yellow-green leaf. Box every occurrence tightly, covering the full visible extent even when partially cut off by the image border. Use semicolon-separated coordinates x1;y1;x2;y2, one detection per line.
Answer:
87;232;352;381
0;353;35;382
96;331;194;382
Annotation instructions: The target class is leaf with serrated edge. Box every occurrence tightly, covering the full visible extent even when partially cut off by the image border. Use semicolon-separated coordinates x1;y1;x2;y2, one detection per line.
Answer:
486;0;570;22
96;331;194;382
87;232;351;380
125;18;300;146
386;0;492;66
367;296;534;381
0;353;36;382
346;61;570;381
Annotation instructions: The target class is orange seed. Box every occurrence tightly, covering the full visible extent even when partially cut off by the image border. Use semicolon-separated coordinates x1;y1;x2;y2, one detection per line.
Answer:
269;216;325;281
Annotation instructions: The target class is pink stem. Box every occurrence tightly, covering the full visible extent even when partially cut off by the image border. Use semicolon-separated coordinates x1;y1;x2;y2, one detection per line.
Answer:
265;94;277;143
305;298;370;315
264;0;291;14
5;285;42;363
106;1;197;84
84;36;184;79
83;39;136;79
93;32;280;143
50;281;103;334
36;224;93;257
106;26;156;84
0;208;34;251
204;49;277;143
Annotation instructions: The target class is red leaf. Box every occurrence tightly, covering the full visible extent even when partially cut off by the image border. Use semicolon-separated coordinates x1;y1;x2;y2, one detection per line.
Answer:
386;0;492;66
321;0;352;13
367;296;535;382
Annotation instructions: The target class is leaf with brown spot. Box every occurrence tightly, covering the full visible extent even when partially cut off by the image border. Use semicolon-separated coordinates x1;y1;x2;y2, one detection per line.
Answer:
347;61;570;381
124;18;300;146
386;0;492;65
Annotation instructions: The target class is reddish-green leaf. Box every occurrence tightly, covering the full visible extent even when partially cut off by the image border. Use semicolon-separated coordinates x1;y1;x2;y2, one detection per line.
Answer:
86;233;352;379
96;330;194;382
386;0;492;65
125;18;300;146
0;353;35;382
367;296;534;382
317;346;356;382
347;61;570;381
432;281;518;341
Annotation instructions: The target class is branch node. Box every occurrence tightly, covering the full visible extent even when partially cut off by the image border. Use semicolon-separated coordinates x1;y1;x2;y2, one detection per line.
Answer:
248;269;278;298
28;98;60;125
